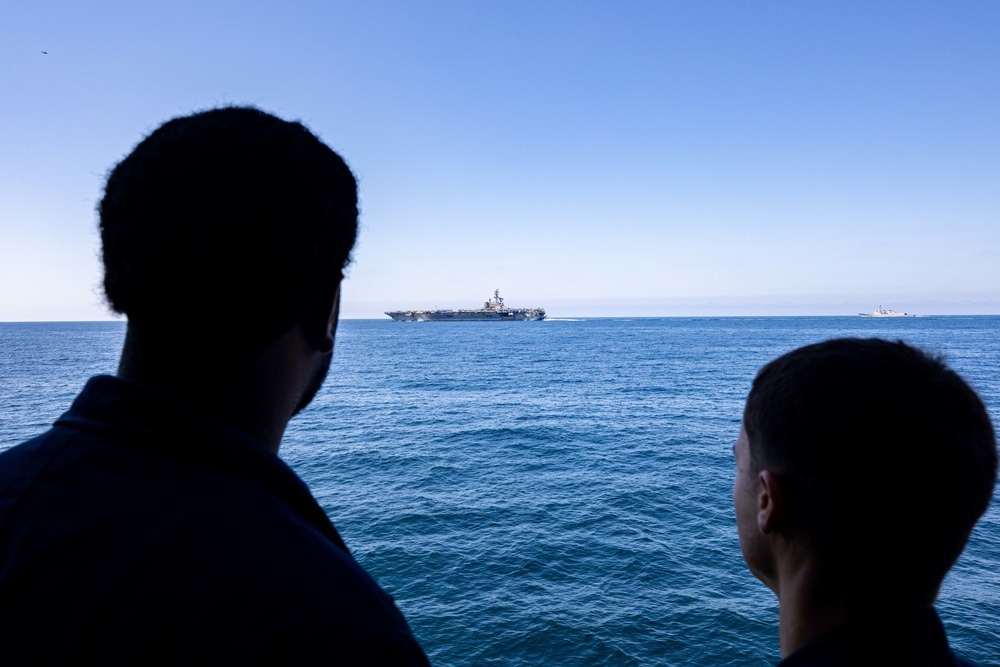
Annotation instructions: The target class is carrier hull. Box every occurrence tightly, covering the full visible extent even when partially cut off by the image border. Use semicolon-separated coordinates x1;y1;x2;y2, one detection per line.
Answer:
386;309;545;322
386;290;545;322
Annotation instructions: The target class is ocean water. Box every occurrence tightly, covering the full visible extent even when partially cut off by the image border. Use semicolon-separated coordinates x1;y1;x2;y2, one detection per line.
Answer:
2;317;998;666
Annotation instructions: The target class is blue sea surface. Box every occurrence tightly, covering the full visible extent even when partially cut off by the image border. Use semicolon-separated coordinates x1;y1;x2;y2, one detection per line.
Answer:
2;317;999;666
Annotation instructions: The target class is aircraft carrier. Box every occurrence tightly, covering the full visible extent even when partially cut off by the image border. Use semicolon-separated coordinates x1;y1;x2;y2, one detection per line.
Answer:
386;290;546;322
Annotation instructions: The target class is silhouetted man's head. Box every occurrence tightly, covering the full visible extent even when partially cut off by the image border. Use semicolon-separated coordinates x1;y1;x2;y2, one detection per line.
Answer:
739;338;996;607
99;106;358;349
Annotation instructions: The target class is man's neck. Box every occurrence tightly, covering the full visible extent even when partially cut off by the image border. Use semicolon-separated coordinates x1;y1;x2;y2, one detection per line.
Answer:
773;562;852;657
775;569;939;658
116;324;304;453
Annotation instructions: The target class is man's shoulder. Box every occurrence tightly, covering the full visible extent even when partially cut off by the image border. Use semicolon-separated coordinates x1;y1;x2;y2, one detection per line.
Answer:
0;422;401;615
0;423;82;507
123;479;429;664
780;645;982;667
108;512;429;664
0;422;74;463
0;392;430;664
777;608;983;667
109;460;429;664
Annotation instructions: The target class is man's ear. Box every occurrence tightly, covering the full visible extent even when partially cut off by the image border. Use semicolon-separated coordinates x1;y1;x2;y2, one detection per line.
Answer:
757;469;785;534
301;279;342;353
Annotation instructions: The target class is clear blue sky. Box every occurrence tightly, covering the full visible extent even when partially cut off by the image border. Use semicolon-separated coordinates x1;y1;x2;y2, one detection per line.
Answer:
2;1;998;319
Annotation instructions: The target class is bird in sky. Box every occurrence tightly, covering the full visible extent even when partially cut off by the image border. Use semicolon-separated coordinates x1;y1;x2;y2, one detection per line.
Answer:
41;51;47;54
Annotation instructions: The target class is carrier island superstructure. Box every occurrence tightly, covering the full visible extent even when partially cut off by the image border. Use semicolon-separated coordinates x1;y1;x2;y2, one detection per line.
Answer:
386;290;546;322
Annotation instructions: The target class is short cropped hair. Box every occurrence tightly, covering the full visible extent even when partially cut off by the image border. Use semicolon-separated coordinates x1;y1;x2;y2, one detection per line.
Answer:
99;106;358;344
744;338;997;605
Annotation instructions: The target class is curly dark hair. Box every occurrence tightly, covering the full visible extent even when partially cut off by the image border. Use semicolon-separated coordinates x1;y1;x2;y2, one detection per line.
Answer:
99;106;358;344
744;338;997;605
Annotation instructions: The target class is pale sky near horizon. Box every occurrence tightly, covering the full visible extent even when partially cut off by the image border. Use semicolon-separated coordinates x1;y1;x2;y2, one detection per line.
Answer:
2;1;998;319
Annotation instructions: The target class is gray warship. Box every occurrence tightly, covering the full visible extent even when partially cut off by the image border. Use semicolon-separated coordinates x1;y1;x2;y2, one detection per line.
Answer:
859;305;916;317
386;290;546;322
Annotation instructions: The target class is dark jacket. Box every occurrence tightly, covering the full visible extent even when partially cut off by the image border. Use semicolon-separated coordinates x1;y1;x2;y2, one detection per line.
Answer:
778;607;980;667
0;375;430;665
